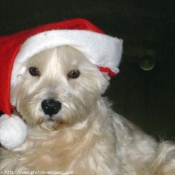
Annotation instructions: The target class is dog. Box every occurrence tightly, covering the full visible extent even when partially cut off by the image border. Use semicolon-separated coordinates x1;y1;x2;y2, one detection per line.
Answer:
0;45;175;175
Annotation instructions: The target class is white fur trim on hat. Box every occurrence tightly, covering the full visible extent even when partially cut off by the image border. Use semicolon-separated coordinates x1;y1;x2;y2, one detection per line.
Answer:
0;114;27;149
11;30;123;90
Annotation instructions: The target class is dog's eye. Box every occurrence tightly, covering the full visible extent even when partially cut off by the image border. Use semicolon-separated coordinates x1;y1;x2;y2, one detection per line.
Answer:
29;67;40;76
68;70;80;79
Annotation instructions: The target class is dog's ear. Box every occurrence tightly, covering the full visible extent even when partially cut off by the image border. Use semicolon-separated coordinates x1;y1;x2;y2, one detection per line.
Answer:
98;71;110;94
101;72;111;81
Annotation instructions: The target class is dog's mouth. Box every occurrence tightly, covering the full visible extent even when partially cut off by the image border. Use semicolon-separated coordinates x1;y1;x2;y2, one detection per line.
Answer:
40;113;68;131
47;118;54;122
43;114;59;123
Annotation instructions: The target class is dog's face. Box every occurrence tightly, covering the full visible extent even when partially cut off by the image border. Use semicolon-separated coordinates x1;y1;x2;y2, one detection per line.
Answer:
11;46;109;130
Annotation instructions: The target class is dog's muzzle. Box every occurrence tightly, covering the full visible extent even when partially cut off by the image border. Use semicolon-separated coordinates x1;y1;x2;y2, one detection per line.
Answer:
41;99;61;116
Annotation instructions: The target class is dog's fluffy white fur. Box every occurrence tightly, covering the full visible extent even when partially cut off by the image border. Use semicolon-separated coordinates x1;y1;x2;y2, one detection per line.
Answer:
0;46;175;175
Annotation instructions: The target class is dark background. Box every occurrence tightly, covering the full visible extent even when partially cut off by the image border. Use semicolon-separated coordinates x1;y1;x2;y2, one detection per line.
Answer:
0;0;174;140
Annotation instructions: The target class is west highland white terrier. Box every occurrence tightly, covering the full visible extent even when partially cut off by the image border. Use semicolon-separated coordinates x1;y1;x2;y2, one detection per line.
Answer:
0;46;175;175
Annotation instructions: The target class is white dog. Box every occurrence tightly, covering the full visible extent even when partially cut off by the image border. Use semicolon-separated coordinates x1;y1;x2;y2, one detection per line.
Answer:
0;46;175;175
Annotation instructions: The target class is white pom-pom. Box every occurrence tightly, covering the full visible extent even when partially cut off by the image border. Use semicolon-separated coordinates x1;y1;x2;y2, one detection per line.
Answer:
0;114;27;149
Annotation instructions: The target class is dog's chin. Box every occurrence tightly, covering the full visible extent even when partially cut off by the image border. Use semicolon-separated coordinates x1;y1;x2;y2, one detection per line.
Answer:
39;116;68;131
40;121;59;131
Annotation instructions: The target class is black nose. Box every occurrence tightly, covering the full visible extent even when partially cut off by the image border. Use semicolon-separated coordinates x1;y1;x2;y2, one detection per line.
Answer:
41;99;61;116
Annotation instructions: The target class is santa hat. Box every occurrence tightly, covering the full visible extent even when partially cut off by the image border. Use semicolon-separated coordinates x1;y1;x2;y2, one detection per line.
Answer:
0;18;123;149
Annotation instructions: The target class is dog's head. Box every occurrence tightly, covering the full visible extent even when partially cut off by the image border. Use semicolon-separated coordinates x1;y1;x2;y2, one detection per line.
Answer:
11;46;110;130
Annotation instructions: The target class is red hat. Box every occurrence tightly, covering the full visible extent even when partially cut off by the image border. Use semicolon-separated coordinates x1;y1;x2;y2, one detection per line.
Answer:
0;18;123;149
